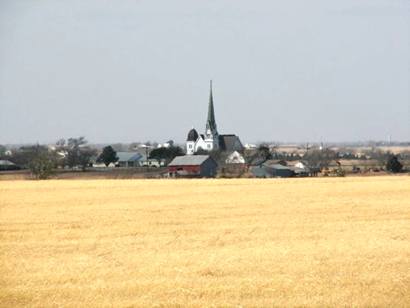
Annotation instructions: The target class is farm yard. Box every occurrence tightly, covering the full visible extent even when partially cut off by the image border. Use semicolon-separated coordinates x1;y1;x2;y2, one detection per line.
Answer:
1;177;409;307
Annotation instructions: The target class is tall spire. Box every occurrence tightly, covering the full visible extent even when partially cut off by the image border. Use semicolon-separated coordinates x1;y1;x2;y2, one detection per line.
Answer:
206;80;217;133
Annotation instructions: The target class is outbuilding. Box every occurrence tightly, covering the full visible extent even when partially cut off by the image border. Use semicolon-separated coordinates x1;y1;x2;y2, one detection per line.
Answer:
168;155;218;178
0;160;20;171
250;163;295;178
268;164;295;177
115;152;143;168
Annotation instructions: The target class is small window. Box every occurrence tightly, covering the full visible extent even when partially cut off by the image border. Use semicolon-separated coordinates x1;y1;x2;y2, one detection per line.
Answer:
207;144;211;149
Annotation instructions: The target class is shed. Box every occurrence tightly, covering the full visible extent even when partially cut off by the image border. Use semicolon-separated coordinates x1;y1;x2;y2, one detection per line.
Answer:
266;164;295;177
250;166;270;178
250;163;295;178
0;160;20;171
168;155;218;178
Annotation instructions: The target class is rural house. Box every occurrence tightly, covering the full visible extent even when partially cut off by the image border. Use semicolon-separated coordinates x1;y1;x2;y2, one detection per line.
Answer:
168;155;218;178
116;152;143;167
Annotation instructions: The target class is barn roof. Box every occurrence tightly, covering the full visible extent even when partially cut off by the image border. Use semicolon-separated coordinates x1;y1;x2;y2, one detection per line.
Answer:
168;155;211;166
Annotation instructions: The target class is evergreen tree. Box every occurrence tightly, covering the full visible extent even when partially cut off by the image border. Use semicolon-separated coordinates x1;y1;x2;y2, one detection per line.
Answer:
98;146;118;167
386;155;403;173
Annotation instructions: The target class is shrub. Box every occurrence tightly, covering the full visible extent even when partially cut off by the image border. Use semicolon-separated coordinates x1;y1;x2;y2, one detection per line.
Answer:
386;155;403;173
29;152;55;179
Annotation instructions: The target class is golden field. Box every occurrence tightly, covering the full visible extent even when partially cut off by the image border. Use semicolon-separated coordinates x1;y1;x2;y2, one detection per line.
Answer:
1;176;409;307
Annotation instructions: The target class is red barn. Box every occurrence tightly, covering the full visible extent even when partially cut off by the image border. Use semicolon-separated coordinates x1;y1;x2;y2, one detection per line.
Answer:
168;155;218;178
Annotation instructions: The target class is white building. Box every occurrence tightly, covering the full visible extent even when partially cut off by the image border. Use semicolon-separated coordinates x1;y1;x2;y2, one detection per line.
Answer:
186;81;243;155
225;151;246;164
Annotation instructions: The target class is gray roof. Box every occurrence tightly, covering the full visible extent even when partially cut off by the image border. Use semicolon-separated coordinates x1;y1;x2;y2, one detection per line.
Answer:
116;152;143;162
263;160;287;167
267;164;292;170
252;164;295;177
0;160;15;166
250;166;270;177
168;155;211;166
219;134;244;152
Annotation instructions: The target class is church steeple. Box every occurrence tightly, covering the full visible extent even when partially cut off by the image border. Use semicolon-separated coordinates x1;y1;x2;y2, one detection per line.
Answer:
206;80;217;133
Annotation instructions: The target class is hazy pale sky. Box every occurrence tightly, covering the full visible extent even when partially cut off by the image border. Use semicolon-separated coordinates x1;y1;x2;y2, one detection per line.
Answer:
0;0;409;144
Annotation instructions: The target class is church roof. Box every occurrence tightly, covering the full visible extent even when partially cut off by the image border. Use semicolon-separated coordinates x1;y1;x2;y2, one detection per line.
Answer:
187;128;199;142
219;134;244;152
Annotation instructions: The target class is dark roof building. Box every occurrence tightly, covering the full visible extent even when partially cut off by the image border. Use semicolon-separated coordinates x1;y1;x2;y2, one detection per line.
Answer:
187;129;199;142
250;166;271;178
219;134;244;152
0;160;20;171
267;164;295;177
168;155;218;178
251;163;295;178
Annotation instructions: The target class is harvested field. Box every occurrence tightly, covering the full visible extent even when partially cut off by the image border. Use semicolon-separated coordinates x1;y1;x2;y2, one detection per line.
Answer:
1;176;409;307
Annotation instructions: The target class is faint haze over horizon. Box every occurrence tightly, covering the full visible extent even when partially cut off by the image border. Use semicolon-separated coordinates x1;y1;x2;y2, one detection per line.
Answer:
0;0;409;145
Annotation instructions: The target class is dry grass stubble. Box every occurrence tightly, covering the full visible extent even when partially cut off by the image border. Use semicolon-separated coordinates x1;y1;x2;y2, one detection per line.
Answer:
0;176;409;306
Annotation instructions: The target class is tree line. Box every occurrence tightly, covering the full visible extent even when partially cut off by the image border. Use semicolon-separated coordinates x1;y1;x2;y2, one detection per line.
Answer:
0;137;185;179
0;140;405;179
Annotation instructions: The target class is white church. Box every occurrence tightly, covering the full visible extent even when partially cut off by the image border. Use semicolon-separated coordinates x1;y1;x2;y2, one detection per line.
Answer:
186;81;244;155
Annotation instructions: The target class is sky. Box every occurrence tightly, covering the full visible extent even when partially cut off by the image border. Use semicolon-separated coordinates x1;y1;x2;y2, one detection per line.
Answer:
0;0;409;144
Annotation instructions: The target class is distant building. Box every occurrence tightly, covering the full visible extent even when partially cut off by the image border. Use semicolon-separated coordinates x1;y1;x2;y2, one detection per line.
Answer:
168;155;218;178
116;152;144;168
250;166;271;178
268;164;295;178
286;160;318;177
219;135;244;152
186;81;243;155
291;161;309;169
251;163;295;178
140;159;166;168
156;140;174;149
0;160;20;171
4;150;13;156
244;143;257;150
225;151;246;165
